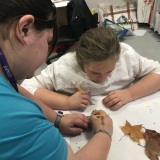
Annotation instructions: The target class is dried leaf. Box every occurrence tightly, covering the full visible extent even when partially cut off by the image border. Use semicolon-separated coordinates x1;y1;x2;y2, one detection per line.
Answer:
144;129;160;160
120;120;144;143
120;121;160;160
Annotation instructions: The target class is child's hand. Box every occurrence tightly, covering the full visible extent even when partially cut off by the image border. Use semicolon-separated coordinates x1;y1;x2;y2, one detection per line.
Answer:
91;110;113;136
68;91;91;109
102;89;132;110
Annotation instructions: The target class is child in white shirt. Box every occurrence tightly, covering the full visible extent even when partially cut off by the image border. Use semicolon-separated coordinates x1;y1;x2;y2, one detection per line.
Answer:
21;27;160;111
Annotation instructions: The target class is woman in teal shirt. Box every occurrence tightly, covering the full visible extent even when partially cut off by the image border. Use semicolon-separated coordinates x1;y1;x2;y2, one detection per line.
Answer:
0;0;113;159
0;75;67;159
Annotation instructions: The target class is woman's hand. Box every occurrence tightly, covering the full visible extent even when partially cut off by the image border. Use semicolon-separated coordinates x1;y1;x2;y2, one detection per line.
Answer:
59;113;89;135
67;91;91;109
102;89;132;110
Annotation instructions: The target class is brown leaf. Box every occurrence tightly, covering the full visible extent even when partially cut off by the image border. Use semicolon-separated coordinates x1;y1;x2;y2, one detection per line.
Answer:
120;120;144;143
144;129;160;160
145;129;160;141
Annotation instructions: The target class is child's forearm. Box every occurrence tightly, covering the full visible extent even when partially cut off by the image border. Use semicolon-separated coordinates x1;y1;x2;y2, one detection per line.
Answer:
34;88;70;110
128;74;160;101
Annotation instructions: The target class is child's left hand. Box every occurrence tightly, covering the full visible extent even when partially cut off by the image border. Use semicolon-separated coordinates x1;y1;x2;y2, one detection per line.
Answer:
102;89;132;110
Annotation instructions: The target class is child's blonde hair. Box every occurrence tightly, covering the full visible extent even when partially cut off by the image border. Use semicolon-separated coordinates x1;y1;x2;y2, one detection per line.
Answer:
71;27;121;69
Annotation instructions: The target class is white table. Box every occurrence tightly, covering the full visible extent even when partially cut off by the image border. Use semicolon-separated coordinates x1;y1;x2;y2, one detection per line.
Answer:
63;91;160;160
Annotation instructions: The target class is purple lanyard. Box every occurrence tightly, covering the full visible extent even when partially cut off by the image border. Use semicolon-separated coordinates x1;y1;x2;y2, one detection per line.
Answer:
0;48;18;92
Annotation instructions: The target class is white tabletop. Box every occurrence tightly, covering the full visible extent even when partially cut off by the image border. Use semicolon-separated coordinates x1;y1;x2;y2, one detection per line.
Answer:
63;91;160;160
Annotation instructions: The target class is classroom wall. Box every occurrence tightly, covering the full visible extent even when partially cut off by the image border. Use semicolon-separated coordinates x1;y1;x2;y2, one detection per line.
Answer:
85;0;137;9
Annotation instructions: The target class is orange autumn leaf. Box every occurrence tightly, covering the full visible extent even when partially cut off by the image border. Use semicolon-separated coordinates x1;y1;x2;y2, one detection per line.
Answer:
120;120;144;143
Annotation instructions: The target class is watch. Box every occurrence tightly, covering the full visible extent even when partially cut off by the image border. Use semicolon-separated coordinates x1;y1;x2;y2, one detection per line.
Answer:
54;111;63;128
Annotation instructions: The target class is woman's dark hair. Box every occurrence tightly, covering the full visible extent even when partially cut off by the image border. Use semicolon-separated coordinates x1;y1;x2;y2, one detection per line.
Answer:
0;0;58;55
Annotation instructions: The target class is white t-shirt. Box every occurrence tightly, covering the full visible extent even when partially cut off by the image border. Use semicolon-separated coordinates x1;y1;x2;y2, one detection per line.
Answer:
21;43;160;96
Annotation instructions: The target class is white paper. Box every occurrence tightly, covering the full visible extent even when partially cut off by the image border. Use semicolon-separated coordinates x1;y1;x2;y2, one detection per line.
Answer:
65;92;160;159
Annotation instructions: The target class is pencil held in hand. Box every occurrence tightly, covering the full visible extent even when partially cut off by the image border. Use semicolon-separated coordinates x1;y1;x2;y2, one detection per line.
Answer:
76;86;84;91
88;114;105;118
76;85;95;105
95;114;105;118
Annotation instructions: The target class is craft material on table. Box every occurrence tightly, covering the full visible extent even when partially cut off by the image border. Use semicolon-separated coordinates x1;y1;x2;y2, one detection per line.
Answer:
63;91;160;160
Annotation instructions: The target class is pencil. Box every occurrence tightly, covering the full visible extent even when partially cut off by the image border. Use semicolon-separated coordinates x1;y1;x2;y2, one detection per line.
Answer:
95;114;105;118
76;85;95;105
88;114;105;118
76;86;84;91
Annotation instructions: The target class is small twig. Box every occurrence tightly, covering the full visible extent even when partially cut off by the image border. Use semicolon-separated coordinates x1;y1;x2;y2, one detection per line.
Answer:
138;143;146;147
119;135;126;141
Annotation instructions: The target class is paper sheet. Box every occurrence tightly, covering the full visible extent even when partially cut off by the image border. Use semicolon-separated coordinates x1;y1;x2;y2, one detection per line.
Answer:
64;92;160;160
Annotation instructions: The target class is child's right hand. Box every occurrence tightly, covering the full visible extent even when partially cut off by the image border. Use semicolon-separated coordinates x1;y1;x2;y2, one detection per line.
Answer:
90;110;113;136
68;91;91;109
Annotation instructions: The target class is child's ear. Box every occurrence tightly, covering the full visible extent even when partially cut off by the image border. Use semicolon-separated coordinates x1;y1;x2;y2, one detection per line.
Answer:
16;15;34;44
